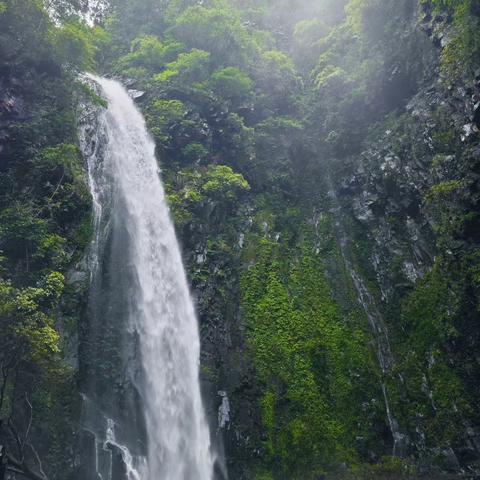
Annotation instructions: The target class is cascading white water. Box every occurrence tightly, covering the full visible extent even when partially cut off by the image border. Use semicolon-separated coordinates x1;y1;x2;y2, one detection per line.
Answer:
85;75;213;480
106;419;148;480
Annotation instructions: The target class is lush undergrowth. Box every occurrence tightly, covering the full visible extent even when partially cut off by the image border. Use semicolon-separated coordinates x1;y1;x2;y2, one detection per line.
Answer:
1;0;479;478
0;1;96;476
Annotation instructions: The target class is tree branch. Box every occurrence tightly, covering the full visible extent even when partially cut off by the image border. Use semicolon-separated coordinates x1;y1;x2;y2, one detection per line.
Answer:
25;444;47;480
6;465;25;475
6;453;49;480
22;395;33;451
0;367;9;415
8;364;23;463
36;165;66;217
8;418;23;464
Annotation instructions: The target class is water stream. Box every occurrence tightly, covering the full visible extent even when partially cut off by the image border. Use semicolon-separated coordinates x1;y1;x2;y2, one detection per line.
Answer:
82;75;213;480
336;216;407;456
328;180;407;457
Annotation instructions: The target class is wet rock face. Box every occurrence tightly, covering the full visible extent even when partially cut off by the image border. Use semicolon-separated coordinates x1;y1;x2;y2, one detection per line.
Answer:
180;56;480;480
334;27;480;475
69;431;102;480
340;153;433;305
107;443;128;480
173;201;263;479
1;89;28;120
0;75;29;169
338;38;480;302
0;74;28;119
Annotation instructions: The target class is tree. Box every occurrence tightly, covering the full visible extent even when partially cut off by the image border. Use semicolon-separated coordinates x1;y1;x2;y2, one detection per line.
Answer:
292;17;328;72
164;164;250;227
208;67;253;104
202;164;250;201
253;50;303;116
145;99;188;147
54;16;100;70
0;272;64;480
104;0;168;50
153;48;212;87
167;5;258;67
119;34;184;73
44;0;90;22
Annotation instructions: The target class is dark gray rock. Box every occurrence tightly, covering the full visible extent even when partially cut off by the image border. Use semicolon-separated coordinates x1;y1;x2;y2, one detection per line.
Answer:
473;101;480;126
106;443;128;480
1;91;28;120
69;430;102;480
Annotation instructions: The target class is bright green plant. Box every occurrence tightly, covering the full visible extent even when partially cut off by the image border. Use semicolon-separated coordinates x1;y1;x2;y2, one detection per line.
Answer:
240;223;382;475
54;16;98;70
120;34;184;72
208;66;253;102
145;99;188;145
182;142;209;161
167;4;257;66
202;165;250;200
153;48;211;87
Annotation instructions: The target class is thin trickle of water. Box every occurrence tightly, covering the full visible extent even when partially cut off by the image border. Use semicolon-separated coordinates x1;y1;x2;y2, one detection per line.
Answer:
84;75;214;480
338;232;394;373
327;179;407;457
106;420;148;480
336;220;407;456
381;384;405;457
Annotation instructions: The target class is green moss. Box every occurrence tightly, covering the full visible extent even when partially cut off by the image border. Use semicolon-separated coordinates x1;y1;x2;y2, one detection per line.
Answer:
385;258;478;447
240;221;383;476
423;0;480;80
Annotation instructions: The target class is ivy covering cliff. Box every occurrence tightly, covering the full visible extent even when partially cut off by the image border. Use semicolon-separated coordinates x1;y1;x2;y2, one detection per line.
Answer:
0;0;479;479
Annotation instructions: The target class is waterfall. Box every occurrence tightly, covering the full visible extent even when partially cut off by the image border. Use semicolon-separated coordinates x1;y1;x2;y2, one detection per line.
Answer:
81;75;214;480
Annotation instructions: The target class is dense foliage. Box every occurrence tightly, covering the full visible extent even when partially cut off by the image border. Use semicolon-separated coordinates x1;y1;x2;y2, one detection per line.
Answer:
0;0;479;479
0;1;95;477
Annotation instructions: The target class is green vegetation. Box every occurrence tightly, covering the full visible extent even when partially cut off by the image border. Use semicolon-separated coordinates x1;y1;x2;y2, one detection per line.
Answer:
422;0;480;78
165;164;250;226
1;0;480;478
0;1;94;477
240;222;383;476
